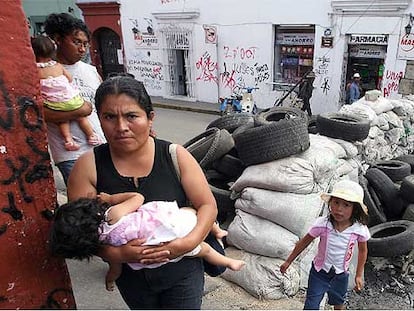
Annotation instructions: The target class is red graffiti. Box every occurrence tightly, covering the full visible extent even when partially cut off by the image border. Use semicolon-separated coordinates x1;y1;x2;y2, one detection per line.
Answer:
220;69;236;91
383;70;403;97
195;53;218;83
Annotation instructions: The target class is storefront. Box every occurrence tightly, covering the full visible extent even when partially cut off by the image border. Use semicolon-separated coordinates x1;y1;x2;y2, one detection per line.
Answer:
274;26;315;84
346;34;388;95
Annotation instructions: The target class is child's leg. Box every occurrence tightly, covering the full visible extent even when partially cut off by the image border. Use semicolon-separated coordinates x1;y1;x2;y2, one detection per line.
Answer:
327;271;349;310
198;241;245;271
211;222;228;239
58;122;80;151
105;262;122;291
77;116;100;146
304;264;331;310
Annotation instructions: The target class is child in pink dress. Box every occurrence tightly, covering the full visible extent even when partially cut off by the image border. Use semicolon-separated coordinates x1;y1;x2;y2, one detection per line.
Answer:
280;180;370;310
49;192;245;291
31;36;100;151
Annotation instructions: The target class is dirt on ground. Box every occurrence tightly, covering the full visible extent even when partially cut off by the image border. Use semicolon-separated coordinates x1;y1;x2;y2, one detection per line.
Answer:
202;256;414;310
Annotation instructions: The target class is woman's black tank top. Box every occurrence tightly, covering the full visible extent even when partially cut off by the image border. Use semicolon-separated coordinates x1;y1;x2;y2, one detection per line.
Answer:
94;138;187;207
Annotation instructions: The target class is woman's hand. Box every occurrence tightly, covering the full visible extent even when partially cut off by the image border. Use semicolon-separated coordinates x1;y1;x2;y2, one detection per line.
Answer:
100;238;170;264
141;237;192;263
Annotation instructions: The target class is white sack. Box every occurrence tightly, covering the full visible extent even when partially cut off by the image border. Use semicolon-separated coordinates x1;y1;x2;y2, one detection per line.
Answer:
307;134;346;159
221;247;300;300
331;138;359;159
339;102;377;124
384;110;403;129
361;97;394;114
230;156;317;194
235;187;323;237
227;209;299;258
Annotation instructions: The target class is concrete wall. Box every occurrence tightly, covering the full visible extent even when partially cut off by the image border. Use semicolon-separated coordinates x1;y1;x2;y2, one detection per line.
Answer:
97;0;413;113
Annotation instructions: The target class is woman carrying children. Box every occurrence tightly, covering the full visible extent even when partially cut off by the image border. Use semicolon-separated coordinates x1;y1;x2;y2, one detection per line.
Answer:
280;179;370;310
67;75;217;309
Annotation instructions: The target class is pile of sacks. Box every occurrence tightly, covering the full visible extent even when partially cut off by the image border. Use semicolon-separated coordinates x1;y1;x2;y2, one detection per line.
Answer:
340;91;414;164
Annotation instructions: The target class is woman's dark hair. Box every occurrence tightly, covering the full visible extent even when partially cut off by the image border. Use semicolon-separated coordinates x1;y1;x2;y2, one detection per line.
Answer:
44;13;90;40
49;198;109;260
31;36;56;59
328;201;368;226
95;76;153;117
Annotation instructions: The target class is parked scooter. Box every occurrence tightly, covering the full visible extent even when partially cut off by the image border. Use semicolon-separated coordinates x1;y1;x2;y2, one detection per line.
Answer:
219;87;259;115
219;93;242;115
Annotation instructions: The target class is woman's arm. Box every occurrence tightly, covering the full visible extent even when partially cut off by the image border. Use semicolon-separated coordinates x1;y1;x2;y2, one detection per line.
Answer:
355;241;368;290
280;234;315;274
142;145;217;261
43;102;92;123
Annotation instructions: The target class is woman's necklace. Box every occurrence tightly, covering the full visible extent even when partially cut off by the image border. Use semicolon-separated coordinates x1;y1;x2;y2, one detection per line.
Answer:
36;60;57;68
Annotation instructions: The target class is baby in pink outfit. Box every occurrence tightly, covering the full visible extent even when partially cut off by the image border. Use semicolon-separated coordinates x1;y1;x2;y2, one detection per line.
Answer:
49;192;245;291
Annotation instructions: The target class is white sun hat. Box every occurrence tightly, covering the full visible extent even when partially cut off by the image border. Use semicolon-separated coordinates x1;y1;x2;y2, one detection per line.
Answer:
353;72;361;78
321;179;368;215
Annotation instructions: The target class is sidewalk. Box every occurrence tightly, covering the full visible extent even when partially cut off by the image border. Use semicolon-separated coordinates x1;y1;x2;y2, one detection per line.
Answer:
151;96;221;115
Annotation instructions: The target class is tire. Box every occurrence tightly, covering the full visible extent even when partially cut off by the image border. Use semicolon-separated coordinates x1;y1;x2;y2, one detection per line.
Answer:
399;175;414;203
308;115;318;134
316;113;370;142
206;113;254;133
232;122;254;137
365;168;404;219
359;176;386;227
394;154;414;173
368;220;414;257
254;106;308;127
183;128;234;168
371;160;411;182
208;183;235;224
211;154;246;180
402;204;414;221
234;113;310;166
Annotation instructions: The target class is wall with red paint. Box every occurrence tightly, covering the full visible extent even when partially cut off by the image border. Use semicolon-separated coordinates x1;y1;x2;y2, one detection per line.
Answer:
0;1;75;309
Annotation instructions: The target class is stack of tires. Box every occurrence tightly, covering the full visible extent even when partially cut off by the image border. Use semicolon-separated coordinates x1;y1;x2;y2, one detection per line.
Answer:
361;158;414;258
183;108;311;226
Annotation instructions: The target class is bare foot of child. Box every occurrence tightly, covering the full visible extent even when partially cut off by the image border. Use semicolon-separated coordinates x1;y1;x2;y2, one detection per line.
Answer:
64;140;80;151
87;134;101;146
215;228;228;240
105;279;115;291
228;259;246;271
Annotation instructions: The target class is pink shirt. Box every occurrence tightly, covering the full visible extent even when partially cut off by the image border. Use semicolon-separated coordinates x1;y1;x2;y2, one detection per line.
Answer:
308;217;370;273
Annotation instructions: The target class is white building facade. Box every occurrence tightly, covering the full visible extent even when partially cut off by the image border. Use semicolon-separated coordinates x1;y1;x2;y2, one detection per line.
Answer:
78;0;414;114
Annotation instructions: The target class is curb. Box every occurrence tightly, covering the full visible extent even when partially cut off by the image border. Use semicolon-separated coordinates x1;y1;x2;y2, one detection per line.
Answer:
153;102;221;116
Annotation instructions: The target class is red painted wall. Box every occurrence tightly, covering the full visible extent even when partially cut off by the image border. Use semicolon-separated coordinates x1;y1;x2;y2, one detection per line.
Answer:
0;1;76;309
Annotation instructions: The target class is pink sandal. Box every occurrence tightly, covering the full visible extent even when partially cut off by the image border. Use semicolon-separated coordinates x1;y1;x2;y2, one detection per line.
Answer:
64;141;80;151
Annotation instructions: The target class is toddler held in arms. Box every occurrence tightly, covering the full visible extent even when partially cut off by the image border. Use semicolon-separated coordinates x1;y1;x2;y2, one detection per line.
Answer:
49;192;245;291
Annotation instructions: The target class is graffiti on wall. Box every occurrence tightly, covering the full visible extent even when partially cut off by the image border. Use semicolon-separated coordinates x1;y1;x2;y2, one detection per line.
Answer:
315;56;331;95
161;0;180;3
127;58;164;91
195;51;218;83
129;18;158;49
218;45;269;92
383;70;403;97
0;76;51;214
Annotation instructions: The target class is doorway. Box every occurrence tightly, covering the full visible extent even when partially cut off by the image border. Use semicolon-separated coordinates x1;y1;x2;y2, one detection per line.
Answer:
94;28;124;79
162;29;194;98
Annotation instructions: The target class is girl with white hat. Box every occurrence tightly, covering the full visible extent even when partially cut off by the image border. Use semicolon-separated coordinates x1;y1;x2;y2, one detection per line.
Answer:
280;179;370;310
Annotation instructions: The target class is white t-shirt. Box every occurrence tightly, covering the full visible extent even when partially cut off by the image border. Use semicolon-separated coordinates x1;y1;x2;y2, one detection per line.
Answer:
46;61;106;164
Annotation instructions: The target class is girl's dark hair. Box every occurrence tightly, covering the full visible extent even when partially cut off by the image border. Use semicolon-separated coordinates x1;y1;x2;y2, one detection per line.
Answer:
31;36;56;59
44;13;90;40
95;76;153;117
49;198;109;260
328;200;368;226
